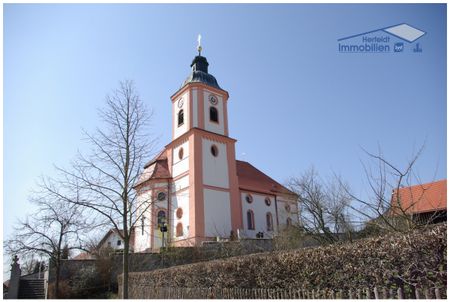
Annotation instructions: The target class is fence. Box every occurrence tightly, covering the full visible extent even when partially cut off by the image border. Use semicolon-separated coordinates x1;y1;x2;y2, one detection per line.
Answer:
124;286;446;299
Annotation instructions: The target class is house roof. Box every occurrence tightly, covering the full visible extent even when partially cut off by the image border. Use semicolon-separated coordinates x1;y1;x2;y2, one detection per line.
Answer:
73;252;93;260
236;160;296;197
392;179;447;214
97;227;135;250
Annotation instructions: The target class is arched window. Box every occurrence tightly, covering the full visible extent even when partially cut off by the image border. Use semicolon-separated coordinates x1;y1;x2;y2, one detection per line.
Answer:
178;147;184;160
247;210;255;230
176;223;183;237
176;207;183;219
211;145;218;157
156;210;166;227
266;212;273;231
178;109;184;126
141;216;145;235
210;107;218;123
286;217;292;226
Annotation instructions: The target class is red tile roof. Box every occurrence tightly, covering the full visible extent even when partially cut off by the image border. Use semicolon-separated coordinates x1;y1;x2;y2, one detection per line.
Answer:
135;150;171;187
135;150;296;198
392;179;447;214
236;160;296;196
73;252;93;260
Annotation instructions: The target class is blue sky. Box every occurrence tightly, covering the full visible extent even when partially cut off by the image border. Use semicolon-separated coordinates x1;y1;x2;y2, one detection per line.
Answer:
3;4;446;270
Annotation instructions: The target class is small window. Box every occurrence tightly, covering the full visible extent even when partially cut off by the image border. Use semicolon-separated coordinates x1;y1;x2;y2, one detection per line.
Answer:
178;109;184;126
157;192;166;201
266;212;273;231
286;217;292;226
210;107;219;123
285;204;291;213
247;210;255;230
245;194;253;204
178;148;184;160
176;223;183;237
157;210;166;227
141;216;145;235
211;145;218;157
107;242;111;247
176;208;183;219
265;197;271;206
117;240;121;246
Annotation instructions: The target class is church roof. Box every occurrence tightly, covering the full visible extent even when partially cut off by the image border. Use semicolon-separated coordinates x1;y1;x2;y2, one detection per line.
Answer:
182;55;223;90
135;152;296;198
236;160;296;197
135;150;171;187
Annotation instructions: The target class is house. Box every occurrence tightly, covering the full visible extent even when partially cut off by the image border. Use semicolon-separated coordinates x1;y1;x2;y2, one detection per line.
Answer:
133;42;298;252
96;228;135;253
391;179;447;224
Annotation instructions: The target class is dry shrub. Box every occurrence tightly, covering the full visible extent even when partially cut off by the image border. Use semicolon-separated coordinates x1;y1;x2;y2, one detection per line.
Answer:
122;223;446;292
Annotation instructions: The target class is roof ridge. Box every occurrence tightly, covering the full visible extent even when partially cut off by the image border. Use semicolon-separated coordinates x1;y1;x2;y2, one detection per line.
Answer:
397;179;446;191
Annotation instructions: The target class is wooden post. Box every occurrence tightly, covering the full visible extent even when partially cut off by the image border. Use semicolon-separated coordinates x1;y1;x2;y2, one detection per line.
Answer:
374;287;379;299
381;287;388;299
356;289;361;299
389;288;395;299
397;287;404;299
366;287;371;299
435;288;441;299
348;289;353;299
414;288;420;299
424;288;430;299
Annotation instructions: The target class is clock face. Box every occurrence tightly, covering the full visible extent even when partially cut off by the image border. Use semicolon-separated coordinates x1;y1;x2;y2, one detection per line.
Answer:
209;95;218;105
177;98;184;108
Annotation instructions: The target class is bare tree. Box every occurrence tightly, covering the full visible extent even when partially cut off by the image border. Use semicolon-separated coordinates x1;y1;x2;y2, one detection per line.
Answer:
46;80;156;298
4;190;89;298
347;144;442;233
288;167;354;245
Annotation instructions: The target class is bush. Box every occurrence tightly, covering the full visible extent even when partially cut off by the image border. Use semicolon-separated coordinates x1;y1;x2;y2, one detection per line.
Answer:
122;223;446;292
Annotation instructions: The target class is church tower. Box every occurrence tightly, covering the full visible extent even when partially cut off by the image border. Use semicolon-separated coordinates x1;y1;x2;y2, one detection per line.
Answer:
133;38;298;252
165;41;242;246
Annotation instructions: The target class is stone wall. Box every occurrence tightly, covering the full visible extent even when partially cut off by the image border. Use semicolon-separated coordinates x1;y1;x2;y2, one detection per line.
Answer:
48;239;274;296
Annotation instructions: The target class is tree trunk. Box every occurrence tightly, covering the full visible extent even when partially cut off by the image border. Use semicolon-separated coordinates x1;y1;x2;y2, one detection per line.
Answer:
122;211;129;300
55;260;60;298
122;238;129;299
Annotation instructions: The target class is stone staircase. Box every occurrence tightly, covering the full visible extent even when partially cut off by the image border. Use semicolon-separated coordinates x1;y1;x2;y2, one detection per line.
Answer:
18;279;45;299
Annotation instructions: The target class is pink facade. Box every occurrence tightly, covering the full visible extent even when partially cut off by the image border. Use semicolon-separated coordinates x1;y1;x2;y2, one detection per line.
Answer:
133;51;298;252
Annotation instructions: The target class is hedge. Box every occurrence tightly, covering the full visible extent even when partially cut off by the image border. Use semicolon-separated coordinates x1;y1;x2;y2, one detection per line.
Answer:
121;223;446;292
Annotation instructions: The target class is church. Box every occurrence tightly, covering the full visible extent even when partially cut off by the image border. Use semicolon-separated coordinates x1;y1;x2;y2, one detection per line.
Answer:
133;42;298;252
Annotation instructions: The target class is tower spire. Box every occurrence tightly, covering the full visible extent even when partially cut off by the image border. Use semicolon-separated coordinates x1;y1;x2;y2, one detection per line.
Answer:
197;34;202;56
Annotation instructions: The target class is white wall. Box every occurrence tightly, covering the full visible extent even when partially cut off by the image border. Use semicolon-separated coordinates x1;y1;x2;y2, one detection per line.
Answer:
171;174;189;193
100;232;124;250
202;139;229;189
173;92;189;139
172;140;189;178
134;189;153;252
277;197;299;228
170;189;190;240
240;192;277;239
192;88;198;127
203;189;232;237
203;90;225;135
